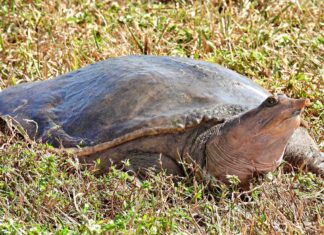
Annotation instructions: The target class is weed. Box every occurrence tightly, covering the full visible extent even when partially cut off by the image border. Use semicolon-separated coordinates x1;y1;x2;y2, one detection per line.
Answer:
0;0;323;233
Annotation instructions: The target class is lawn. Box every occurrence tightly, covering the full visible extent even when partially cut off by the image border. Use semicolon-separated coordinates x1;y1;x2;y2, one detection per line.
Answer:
0;0;323;234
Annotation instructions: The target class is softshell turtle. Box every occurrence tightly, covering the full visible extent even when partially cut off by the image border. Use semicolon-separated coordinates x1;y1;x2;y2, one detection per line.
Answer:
0;56;323;184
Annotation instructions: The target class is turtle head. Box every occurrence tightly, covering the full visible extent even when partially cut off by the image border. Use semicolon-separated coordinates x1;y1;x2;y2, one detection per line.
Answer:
223;95;310;147
205;95;310;184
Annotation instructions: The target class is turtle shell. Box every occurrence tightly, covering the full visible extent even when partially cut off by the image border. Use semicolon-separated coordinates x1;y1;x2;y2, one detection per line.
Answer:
0;56;270;148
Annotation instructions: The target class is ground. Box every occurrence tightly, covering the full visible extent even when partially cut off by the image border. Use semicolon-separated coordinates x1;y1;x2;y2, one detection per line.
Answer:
0;0;323;234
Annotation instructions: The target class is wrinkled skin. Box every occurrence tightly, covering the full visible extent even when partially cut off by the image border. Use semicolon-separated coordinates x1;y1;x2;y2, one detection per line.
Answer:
203;95;310;183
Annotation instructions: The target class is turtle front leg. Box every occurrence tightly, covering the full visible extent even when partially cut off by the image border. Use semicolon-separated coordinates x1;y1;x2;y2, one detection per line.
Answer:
123;152;184;178
81;150;185;178
284;127;324;176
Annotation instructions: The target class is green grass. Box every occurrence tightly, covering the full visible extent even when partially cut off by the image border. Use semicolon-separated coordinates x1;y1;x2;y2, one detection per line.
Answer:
0;0;323;234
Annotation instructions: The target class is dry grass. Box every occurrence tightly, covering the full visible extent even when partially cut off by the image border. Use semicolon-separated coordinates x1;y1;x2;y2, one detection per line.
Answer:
0;0;323;234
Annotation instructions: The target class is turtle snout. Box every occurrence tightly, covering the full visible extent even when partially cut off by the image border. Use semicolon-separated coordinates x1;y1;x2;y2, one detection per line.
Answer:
290;98;310;117
299;98;311;108
291;98;310;110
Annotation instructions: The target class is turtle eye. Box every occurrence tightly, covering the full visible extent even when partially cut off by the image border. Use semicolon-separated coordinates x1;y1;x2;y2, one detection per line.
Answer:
265;96;278;107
